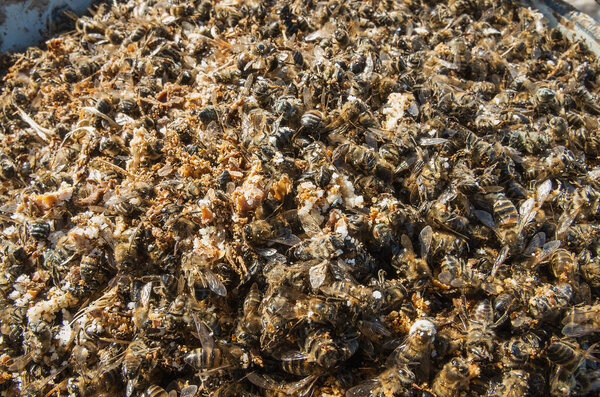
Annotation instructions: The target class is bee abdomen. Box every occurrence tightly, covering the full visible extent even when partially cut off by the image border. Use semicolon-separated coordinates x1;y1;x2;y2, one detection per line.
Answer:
184;347;223;369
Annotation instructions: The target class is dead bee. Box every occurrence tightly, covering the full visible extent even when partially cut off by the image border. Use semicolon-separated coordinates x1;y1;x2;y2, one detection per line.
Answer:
529;283;573;320
387;318;436;380
234;283;262;345
181;252;227;297
463;299;506;362
346;366;416;397
185;314;229;371
486;369;530;397
28;221;50;241
579;250;600;288
431;357;473;397
392;226;433;287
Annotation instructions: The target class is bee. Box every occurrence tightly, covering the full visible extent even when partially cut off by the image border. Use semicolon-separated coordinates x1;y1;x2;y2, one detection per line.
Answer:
393;227;433;287
532;86;560;114
547;339;599;374
333;28;350;47
437;256;484;291
429;230;469;261
274;95;301;121
80;248;108;287
431;357;472;397
181;252;227;297
169;4;194;17
490;193;519;228
4;306;26;350
143;385;168;397
95;96;114;114
293;232;346;261
280;330;335;375
474;195;539;272
449;39;471;75
387;318;436;380
487;369;530;397
564;223;600;250
122;339;150;380
528;283;573;320
300;110;325;130
333;142;377;173
132;281;153;331
579;250;600;288
28;221;50;241
282;293;340;325
499;333;541;368
119;98;138;114
345;366;416;397
325;99;366;132
242;216;300;246
99;135;127;157
185;314;228;371
573;85;600;115
463;299;506;362
234;283;262;345
549;249;577;284
562;304;600;337
0;155;17;180
354;174;390;202
297;328;357;370
66;368;122;396
105;25;124;44
129;25;149;43
259;292;293;351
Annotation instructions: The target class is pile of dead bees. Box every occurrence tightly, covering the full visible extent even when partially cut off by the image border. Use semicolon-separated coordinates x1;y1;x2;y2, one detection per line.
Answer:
1;0;600;395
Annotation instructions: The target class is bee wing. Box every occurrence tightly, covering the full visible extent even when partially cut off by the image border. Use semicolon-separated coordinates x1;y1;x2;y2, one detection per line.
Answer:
286;375;319;397
438;186;458;206
562;323;597;337
367;127;395;141
358;319;392;340
523;232;546;256
246;372;280;391
309;261;328;289
518;197;536;231
256;248;288;265
139;281;152;308
401;234;415;255
564;307;599;324
180;385;198;397
298;211;321;236
205;269;227;297
345;379;380;397
7;352;33;371
587;168;600;181
302;85;313;108
491;245;510;278
473;209;497;230
419;137;448;146
539;240;561;261
270;233;302;246
557;209;579;237
280;350;310;361
192;313;215;350
450;278;466;288
437;270;454;285
536;179;552;206
331;259;360;284
419;226;433;259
